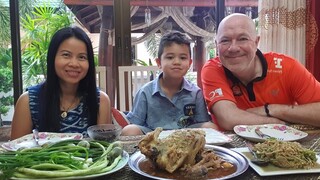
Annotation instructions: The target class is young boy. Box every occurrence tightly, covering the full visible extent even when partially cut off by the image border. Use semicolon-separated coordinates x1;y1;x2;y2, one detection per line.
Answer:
121;31;217;135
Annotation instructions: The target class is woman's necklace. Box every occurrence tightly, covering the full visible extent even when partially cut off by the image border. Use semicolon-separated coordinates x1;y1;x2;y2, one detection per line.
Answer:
60;96;78;118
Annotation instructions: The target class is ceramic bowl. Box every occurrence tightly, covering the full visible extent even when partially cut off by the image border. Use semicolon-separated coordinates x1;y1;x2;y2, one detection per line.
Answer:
87;124;122;142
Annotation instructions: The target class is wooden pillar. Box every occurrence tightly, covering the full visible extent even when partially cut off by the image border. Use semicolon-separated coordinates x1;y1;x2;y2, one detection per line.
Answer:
193;8;210;89
10;0;23;104
216;0;225;29
98;6;115;105
114;0;132;109
194;37;206;89
114;0;131;66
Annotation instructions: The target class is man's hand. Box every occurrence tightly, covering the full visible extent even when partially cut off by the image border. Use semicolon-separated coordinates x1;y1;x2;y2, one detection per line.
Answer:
246;106;286;124
246;106;268;117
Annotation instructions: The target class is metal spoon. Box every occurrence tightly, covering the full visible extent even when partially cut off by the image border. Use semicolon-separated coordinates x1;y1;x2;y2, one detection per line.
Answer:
245;142;269;166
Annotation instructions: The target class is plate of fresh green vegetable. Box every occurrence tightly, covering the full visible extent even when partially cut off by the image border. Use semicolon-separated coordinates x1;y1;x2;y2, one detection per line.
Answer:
0;139;129;179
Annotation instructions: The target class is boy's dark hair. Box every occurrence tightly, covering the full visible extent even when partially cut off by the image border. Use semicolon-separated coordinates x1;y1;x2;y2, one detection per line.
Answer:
157;30;191;59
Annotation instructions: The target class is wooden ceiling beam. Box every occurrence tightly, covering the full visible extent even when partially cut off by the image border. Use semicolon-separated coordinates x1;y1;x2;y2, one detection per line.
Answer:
76;6;98;18
82;11;99;22
64;0;258;7
87;17;101;27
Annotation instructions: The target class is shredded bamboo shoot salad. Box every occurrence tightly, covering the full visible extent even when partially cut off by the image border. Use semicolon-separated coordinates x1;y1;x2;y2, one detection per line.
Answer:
0;139;124;179
253;139;317;169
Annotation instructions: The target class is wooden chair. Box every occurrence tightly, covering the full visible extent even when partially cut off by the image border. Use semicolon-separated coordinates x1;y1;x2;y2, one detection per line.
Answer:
118;66;159;112
96;66;107;93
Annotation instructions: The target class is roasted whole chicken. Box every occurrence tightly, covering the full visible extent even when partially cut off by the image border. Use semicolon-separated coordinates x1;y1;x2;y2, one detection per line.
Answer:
138;128;233;177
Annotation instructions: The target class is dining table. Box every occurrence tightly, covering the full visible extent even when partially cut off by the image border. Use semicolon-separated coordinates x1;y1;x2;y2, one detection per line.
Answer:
1;126;320;180
103;127;320;180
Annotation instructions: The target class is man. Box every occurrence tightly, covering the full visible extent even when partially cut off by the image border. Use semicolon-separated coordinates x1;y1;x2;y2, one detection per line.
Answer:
201;13;320;130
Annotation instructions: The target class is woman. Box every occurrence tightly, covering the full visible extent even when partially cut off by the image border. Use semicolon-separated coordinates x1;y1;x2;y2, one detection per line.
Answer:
11;26;111;139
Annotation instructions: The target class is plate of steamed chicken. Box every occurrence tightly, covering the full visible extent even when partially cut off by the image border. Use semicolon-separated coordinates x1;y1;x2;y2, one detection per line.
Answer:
128;128;249;180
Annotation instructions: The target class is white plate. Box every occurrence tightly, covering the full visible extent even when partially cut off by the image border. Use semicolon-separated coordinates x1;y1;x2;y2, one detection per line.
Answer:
233;124;308;142
159;128;232;145
232;147;320;176
11;151;129;180
129;145;248;180
2;132;83;151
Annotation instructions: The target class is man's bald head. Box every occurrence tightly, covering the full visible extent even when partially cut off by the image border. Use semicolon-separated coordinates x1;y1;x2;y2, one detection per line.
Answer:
217;13;257;40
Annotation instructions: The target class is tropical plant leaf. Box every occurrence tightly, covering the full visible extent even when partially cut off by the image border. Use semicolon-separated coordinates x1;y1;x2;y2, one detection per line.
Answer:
21;2;74;86
144;33;161;59
0;6;10;47
134;59;149;66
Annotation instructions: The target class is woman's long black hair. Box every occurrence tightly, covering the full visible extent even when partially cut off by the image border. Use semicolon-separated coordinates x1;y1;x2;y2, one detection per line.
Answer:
38;26;98;132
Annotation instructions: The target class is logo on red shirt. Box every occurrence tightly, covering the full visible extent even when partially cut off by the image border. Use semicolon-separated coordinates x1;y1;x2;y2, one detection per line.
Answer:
209;88;223;100
232;84;243;96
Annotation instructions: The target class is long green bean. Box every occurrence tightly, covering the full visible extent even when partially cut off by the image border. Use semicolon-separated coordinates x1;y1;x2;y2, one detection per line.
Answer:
0;140;123;179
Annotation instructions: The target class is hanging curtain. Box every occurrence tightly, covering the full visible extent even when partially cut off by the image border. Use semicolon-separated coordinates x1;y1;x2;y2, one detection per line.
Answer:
306;0;320;80
131;6;215;43
104;6;216;47
258;0;306;65
131;17;168;45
